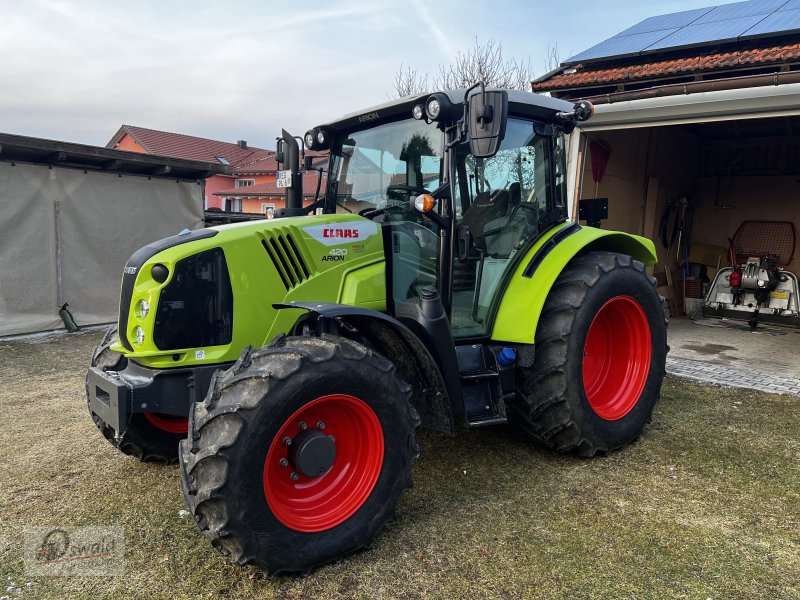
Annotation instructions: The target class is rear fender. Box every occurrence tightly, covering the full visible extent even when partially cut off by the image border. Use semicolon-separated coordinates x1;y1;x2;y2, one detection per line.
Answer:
275;302;455;434
491;223;657;344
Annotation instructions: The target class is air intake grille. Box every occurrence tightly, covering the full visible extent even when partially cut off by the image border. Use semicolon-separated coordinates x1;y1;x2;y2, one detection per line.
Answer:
260;232;312;290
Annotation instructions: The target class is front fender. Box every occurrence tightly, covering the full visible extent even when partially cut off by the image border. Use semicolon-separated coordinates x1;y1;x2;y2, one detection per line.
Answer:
491;223;657;344
274;302;455;434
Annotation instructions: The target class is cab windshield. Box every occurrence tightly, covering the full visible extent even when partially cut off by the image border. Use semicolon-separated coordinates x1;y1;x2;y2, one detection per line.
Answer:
329;119;443;215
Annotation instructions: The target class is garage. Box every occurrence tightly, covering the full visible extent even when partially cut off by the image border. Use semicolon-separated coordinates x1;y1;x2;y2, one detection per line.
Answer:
536;1;800;391
569;90;800;318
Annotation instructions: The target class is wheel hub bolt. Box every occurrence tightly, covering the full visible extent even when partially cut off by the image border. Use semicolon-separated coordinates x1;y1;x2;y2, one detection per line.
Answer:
279;458;288;467
290;472;299;481
299;421;308;430
317;421;326;430
282;437;292;446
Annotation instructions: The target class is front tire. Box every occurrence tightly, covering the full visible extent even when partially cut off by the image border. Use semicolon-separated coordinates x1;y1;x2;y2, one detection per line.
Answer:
87;326;188;463
509;251;667;456
179;334;419;575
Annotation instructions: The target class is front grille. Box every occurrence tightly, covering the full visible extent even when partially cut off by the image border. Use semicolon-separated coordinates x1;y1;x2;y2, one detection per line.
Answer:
153;247;233;350
260;232;312;290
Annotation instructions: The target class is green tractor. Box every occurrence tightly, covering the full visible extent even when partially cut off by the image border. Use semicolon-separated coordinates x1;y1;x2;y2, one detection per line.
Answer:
87;84;667;575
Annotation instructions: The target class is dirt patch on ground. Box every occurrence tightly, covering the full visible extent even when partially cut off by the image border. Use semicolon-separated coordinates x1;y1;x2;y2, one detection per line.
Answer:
0;331;798;599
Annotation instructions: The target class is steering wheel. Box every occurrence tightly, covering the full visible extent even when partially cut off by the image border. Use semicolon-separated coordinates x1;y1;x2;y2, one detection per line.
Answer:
386;184;429;201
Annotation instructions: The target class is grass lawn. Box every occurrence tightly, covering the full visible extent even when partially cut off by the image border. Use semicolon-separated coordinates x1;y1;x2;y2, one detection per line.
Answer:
0;329;797;599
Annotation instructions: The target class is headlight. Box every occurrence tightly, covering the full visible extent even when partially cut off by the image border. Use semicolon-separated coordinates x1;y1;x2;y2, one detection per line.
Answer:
426;97;441;120
412;104;425;120
304;131;315;149
135;300;150;319
133;326;145;345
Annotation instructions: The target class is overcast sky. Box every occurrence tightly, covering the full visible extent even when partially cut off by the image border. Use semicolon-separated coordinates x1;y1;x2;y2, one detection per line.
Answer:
0;0;726;150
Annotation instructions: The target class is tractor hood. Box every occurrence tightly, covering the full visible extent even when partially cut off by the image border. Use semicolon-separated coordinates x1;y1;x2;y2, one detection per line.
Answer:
114;214;386;369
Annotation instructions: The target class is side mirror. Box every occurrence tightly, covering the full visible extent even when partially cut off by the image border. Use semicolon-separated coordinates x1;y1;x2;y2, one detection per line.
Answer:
468;89;508;158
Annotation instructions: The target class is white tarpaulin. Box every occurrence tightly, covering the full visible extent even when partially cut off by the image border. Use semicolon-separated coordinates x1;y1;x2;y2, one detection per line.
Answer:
0;162;204;336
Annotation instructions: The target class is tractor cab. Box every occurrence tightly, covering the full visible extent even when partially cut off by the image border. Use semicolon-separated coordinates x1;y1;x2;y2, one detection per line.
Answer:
294;86;585;339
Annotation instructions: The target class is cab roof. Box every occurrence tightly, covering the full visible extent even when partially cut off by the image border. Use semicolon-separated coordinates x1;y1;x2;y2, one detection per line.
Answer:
316;88;575;133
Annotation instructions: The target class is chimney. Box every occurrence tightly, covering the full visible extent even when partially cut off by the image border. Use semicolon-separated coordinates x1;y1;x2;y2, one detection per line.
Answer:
237;140;247;149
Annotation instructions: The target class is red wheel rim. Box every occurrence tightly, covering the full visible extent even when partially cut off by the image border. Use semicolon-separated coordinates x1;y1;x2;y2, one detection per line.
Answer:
143;412;189;434
264;394;384;532
582;295;651;420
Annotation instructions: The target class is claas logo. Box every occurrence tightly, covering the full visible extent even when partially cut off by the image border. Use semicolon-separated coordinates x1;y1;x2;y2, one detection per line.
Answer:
322;228;360;239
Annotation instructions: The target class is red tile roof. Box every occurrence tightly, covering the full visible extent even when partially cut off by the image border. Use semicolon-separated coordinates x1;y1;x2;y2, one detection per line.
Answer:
234;151;328;174
215;172;326;198
107;125;272;167
534;43;800;92
233;154;279;174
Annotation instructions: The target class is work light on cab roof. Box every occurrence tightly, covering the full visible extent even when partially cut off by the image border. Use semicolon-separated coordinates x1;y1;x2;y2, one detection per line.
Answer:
303;127;330;151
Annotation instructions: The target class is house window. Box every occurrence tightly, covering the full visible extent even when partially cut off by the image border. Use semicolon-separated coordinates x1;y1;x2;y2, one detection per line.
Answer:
225;198;242;212
235;179;255;188
260;202;276;213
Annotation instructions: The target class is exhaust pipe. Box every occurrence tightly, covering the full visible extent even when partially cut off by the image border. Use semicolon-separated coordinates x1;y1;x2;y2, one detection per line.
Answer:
275;129;305;218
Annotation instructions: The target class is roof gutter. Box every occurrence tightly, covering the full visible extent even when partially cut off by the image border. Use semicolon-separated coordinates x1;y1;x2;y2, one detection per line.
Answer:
576;77;800;131
584;70;800;106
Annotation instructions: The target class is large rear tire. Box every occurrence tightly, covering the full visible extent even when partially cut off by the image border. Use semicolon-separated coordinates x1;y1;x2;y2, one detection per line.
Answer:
179;334;419;575
87;326;188;464
509;251;667;457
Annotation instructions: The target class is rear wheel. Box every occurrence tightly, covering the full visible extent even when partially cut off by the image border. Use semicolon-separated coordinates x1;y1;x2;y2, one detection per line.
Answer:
509;251;667;456
87;326;188;463
179;334;419;575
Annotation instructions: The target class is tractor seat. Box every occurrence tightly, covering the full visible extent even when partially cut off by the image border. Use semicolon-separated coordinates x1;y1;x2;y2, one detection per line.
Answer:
461;183;523;255
461;183;521;245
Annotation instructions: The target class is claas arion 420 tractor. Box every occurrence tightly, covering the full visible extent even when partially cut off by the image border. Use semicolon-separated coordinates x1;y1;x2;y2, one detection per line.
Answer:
87;84;667;575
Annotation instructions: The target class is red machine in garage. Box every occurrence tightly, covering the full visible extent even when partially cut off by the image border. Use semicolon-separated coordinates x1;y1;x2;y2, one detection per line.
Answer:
702;220;799;329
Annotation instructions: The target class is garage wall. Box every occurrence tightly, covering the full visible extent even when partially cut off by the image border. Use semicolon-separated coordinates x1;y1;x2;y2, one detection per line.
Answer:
578;127;701;259
693;176;800;271
0;162;204;336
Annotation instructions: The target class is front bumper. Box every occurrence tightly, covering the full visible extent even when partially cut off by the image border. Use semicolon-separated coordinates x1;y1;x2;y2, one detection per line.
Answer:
86;361;230;434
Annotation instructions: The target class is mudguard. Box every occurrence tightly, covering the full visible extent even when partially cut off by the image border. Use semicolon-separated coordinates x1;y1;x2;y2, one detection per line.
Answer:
491;223;658;344
274;302;455;435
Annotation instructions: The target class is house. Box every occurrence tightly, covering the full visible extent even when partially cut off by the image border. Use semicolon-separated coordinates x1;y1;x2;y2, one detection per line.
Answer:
106;125;272;210
534;0;800;315
213;153;328;215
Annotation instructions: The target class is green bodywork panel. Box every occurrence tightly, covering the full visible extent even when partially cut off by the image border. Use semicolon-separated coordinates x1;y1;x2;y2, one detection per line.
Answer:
490;223;657;345
114;214;386;368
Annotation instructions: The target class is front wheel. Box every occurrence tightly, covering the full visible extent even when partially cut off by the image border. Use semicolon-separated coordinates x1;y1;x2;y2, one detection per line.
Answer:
179;334;419;575
509;251;667;456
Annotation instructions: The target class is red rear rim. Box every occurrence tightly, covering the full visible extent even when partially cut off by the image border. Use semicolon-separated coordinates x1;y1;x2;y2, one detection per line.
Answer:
582;295;652;420
143;412;189;434
264;394;384;532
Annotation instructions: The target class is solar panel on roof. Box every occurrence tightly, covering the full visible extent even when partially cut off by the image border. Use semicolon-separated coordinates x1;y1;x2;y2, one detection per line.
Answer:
616;7;715;36
644;14;767;51
742;7;800;35
566;29;678;64
563;0;800;65
695;0;787;23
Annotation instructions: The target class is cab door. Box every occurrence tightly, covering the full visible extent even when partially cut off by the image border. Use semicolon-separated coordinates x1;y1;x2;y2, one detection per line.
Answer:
450;118;562;338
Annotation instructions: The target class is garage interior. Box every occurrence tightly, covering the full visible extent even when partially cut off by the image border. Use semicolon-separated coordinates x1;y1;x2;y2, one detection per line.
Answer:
572;115;800;392
577;115;799;275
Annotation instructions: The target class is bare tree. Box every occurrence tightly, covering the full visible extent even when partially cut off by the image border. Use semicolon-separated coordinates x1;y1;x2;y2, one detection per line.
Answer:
393;63;431;98
544;43;561;73
392;38;537;98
